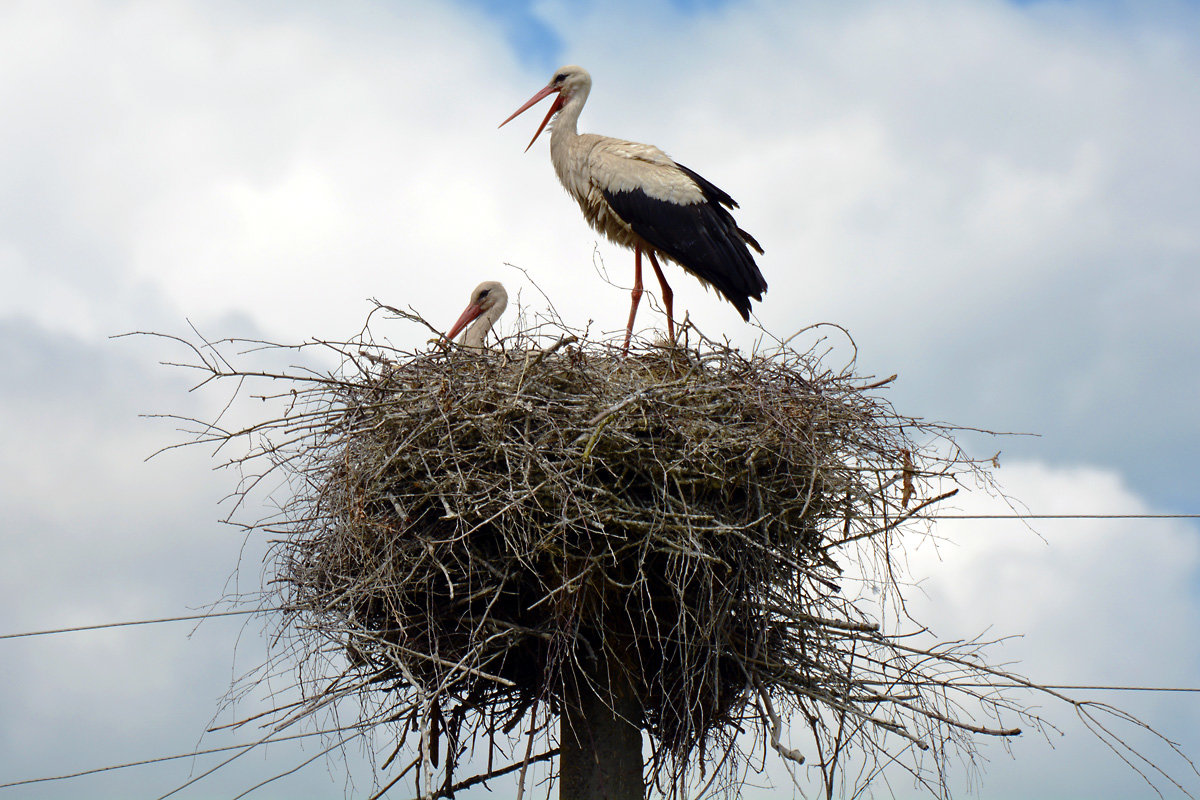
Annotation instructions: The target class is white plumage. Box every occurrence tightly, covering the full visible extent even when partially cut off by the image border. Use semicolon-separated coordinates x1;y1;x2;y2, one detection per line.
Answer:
501;65;766;352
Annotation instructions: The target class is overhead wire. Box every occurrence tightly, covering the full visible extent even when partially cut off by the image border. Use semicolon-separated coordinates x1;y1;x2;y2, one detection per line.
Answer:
901;513;1200;520
4;613;1198;693
1;513;1196;790
4;508;1199;643
0;680;1196;792
0;727;350;790
0;608;265;641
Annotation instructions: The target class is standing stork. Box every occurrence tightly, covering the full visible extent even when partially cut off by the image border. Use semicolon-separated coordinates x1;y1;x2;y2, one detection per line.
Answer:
446;281;508;348
500;65;766;352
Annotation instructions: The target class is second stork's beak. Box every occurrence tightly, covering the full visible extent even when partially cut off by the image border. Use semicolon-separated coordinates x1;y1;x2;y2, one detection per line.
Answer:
446;301;485;343
499;83;565;152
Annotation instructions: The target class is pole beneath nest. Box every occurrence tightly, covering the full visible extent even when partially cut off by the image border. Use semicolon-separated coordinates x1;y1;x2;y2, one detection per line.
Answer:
560;663;644;800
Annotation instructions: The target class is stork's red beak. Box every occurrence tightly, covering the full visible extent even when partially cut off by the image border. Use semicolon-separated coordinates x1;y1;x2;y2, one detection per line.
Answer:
446;301;485;342
499;83;565;152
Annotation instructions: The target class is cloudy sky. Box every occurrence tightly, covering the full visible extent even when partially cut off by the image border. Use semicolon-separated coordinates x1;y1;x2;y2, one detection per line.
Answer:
1;0;1198;797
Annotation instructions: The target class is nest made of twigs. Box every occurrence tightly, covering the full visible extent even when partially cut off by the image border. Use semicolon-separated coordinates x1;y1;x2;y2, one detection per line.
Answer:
153;302;1199;799
262;310;988;792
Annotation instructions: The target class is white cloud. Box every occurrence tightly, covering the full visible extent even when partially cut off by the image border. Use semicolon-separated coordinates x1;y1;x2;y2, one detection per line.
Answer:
913;462;1200;682
0;0;546;342
733;459;1200;799
2;0;1199;797
897;460;1200;798
5;2;1198;460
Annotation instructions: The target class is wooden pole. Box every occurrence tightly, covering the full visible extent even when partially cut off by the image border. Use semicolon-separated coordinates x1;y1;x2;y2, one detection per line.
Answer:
559;663;644;800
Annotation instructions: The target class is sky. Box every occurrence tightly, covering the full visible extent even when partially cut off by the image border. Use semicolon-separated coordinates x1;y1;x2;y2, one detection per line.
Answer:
1;0;1198;797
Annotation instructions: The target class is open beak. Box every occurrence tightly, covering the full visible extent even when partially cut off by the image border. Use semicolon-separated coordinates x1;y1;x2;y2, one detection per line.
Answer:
499;83;565;152
446;302;485;342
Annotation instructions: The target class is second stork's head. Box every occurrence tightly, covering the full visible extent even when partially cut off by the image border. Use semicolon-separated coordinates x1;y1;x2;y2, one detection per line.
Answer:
446;281;509;349
499;65;592;151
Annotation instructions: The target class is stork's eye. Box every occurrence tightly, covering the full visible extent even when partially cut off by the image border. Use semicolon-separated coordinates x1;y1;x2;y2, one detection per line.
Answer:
479;289;490;298
553;73;567;84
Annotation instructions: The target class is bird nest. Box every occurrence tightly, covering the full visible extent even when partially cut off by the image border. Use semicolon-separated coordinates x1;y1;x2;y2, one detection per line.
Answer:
158;304;1187;799
291;321;936;753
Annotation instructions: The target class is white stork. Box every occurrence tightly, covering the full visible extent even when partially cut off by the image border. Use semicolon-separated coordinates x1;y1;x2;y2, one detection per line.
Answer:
500;65;766;352
446;281;508;348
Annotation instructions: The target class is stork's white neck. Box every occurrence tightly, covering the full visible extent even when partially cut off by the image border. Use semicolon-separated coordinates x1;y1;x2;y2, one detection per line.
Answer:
462;303;505;348
549;83;589;154
549;89;591;201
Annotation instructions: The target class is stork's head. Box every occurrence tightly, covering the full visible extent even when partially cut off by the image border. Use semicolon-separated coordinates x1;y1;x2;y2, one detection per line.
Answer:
499;65;592;151
446;281;509;344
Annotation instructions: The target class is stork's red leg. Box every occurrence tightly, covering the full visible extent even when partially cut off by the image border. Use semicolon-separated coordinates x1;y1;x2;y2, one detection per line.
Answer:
623;246;644;354
646;251;675;342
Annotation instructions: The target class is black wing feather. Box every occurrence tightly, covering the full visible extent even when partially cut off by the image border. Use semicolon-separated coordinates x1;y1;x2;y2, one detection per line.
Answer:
602;164;766;320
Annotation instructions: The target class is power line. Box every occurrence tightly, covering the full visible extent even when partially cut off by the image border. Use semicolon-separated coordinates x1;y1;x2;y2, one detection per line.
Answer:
0;727;342;790
2;681;1198;791
904;513;1200;520
2;508;1197;645
3;611;1198;699
0;608;264;641
978;683;1200;693
2;504;1199;646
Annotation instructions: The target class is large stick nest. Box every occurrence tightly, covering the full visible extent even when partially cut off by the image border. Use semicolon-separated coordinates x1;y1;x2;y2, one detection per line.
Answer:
301;327;897;743
160;307;1196;798
262;311;1003;794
